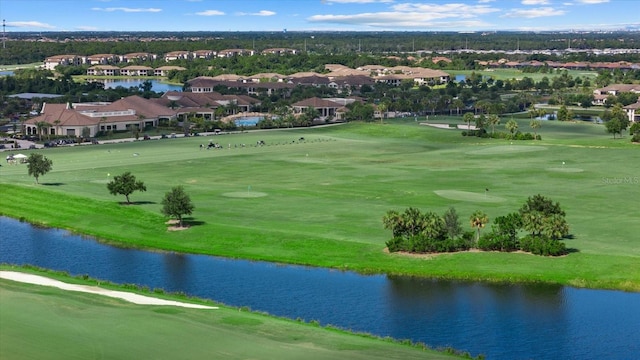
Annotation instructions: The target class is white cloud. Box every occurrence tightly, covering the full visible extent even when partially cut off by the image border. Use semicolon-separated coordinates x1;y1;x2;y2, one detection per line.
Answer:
478;0;495;3
237;10;276;16
309;2;500;29
522;0;550;4
6;21;55;29
91;7;162;13
575;0;609;3
195;10;225;16
502;7;565;18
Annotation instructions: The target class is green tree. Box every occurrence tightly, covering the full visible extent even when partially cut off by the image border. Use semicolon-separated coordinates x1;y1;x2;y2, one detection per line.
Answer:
469;210;489;242
557;105;573;122
603;104;630;139
529;119;542;139
505;119;518;137
161;186;195;228
107;172;147;204
443;207;463;240
463;112;475;129
26;153;53;184
488;114;500;135
519;194;568;239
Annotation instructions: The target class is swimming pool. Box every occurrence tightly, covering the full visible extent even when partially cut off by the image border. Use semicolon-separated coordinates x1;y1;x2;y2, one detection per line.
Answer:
234;117;262;126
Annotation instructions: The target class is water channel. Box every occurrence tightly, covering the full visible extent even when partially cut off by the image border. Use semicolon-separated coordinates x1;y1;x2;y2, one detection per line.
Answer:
1;216;638;359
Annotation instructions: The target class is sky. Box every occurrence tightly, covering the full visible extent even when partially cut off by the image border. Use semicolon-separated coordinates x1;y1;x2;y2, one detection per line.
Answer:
0;0;638;33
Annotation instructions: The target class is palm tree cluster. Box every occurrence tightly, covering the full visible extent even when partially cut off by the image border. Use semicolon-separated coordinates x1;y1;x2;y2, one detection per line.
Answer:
383;207;474;253
383;194;570;256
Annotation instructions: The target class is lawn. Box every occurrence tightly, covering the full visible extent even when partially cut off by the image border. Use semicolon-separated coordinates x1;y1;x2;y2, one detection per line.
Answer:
1;119;638;291
0;268;460;360
448;68;598;82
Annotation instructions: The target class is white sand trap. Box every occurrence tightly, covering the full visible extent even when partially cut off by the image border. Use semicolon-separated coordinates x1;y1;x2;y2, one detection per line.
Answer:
467;145;547;155
0;271;217;309
547;167;584;173
222;192;267;198
420;123;456;129
434;190;506;203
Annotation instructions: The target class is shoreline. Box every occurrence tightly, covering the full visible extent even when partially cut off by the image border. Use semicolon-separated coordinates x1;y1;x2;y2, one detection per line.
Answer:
2;213;638;293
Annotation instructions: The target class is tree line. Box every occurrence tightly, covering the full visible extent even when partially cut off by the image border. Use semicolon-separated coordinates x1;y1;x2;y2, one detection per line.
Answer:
383;194;570;257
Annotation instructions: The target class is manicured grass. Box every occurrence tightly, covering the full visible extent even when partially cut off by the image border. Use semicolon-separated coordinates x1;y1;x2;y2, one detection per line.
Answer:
0;268;460;360
448;69;598;82
1;120;639;291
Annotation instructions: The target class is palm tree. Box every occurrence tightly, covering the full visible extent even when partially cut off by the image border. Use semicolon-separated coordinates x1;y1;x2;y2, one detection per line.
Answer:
488;114;500;135
505;119;518;137
452;98;465;116
463;112;475;130
529;119;542;140
382;210;404;238
469;211;489;242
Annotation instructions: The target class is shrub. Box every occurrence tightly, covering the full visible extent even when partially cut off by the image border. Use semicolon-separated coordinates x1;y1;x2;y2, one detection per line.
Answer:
386;236;406;252
519;235;567;256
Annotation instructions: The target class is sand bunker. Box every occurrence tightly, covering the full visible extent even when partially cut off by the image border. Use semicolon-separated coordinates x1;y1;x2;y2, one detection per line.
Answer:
434;190;506;203
0;271;217;309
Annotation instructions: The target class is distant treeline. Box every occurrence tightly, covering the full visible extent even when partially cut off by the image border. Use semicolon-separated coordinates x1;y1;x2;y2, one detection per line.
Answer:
2;31;640;65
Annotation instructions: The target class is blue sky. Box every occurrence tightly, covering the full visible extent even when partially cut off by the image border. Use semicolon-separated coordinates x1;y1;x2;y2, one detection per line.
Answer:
1;0;638;33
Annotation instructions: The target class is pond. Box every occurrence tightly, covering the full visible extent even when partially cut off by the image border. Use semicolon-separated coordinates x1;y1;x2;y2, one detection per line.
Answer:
0;216;638;360
90;79;183;93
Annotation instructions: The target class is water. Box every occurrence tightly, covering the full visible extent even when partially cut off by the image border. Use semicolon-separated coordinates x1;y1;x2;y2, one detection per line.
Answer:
0;70;14;76
1;216;638;360
234;116;262;126
93;79;183;93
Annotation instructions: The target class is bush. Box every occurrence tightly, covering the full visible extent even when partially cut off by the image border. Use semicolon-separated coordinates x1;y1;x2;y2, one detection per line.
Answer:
386;236;406;252
477;233;519;252
519;235;567;256
632;134;640;143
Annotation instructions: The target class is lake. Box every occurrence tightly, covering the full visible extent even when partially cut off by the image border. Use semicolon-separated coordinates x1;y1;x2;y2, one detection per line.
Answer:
90;79;183;93
0;216;638;360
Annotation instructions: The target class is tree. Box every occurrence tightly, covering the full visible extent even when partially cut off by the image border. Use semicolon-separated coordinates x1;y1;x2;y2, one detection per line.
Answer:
443;207;463;240
107;172;147;204
469;210;489;242
161;186;195;228
519;194;568;239
463;112;475;129
603;104;630;139
488;114;500;135
505;119;518;137
529;119;542;139
26;153;53;184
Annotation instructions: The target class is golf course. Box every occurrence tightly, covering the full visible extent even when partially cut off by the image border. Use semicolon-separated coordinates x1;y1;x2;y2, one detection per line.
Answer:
1;117;638;291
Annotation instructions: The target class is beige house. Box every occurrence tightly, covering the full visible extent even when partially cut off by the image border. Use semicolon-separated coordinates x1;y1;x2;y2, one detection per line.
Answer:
624;101;640;123
593;84;640;105
43;55;83;71
24;96;177;138
87;65;120;76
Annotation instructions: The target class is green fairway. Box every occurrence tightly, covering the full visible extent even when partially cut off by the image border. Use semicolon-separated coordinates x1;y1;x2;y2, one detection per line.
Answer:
0;269;459;360
1;119;639;291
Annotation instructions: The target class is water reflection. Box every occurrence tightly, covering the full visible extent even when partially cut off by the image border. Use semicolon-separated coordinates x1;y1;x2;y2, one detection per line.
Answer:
1;217;638;360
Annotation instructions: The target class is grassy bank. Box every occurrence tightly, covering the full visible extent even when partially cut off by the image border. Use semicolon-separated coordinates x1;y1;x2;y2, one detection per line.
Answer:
1;119;638;291
0;266;464;360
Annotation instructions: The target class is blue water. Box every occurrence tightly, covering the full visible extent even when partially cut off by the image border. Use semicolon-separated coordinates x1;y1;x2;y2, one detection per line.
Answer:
0;70;14;76
96;79;183;93
1;216;639;360
234;117;262;126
